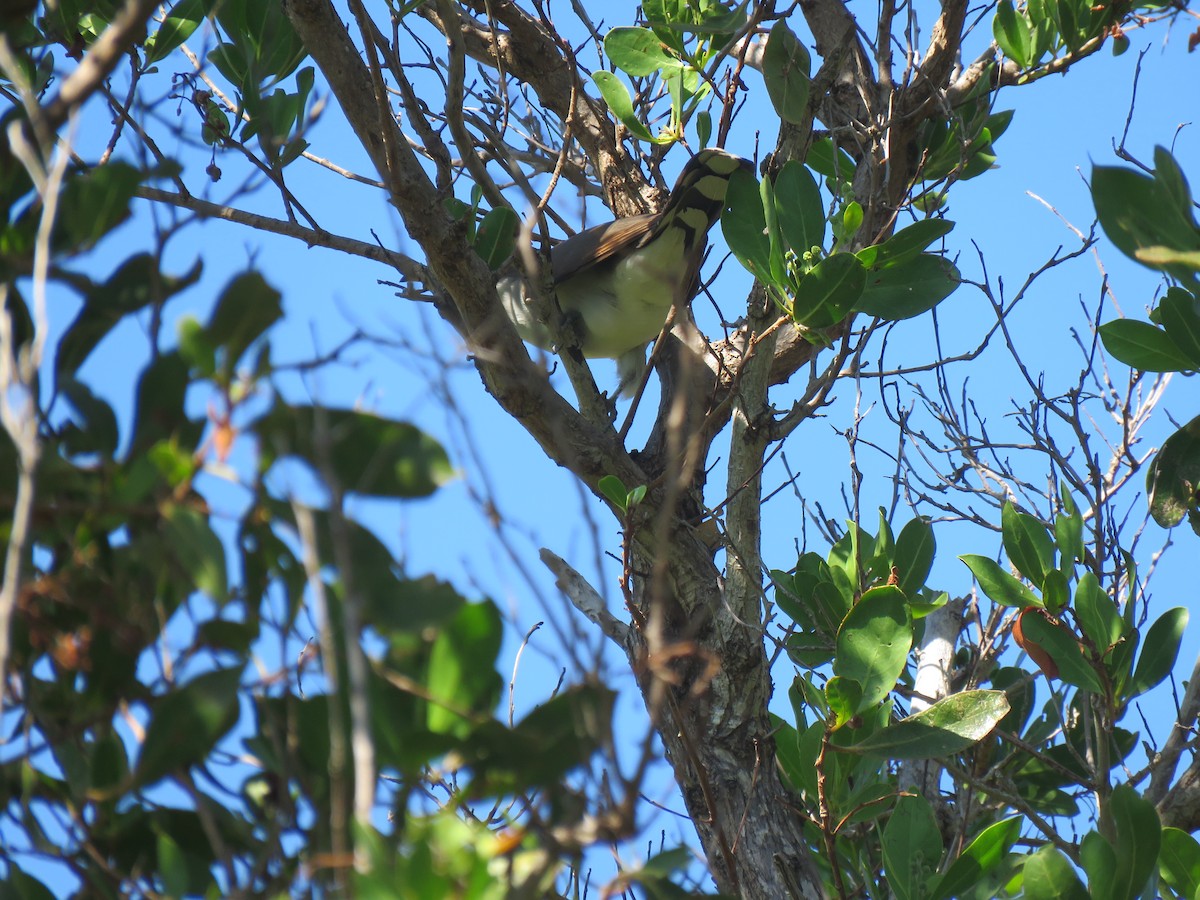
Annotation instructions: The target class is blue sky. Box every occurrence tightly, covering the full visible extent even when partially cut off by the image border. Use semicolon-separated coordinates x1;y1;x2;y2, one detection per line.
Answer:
9;1;1200;892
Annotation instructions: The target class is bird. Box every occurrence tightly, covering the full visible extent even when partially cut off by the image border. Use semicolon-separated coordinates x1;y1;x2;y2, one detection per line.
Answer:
496;148;751;392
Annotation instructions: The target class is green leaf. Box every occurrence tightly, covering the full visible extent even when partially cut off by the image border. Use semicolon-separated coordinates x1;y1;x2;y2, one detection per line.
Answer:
1055;488;1084;568
592;71;661;143
463;683;614;797
145;0;206;65
825;676;862;730
598;474;629;510
761;171;788;285
994;0;1034;67
834;585;913;712
56;162;143;251
475;206;518;270
426;601;503;736
163;504;229;603
1159;287;1200;366
157;831;189;898
762;20;811;125
1154;145;1194;211
792;252;866;326
259;403;453;498
134;667;243;788
130;351;203;454
1022;846;1090;900
1002;502;1055;585
1100;319;1196;371
1106;784;1161;899
0;864;57;900
806;138;856;182
205;271;283;372
895;517;935;598
1093;164;1200;277
215;0;307;86
1073;572;1124;656
722;166;772;281
1158;827;1200;898
1128;607;1188;697
959;554;1041;608
604;26;679;77
1041;569;1069;615
929;816;1023;900
55;254;203;378
1018;610;1104;693
860;218;955;269
775;160;826;254
849;690;1009;759
883;795;942;900
58;377;119;457
1147;416;1200;530
854;254;959;320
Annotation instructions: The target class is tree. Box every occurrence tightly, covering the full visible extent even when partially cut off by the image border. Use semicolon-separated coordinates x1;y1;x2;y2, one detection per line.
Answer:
1;0;1198;897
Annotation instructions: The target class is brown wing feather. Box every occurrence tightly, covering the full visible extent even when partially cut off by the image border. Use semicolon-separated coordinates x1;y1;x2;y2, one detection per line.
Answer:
550;213;657;282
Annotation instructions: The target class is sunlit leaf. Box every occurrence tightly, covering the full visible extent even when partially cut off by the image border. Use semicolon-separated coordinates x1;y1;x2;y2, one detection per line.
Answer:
835;585;912;712
850;690;1009;759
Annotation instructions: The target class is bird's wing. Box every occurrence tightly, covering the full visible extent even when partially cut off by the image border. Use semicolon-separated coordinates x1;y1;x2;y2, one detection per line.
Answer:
549;213;657;282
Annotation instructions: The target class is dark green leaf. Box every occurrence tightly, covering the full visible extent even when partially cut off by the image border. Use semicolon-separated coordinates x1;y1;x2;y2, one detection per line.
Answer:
56;254;203;378
205;271;282;371
475;206;519;270
145;0;206;65
959;554;1041;608
130;351;203;455
1159;287;1200;366
1019;611;1104;693
215;0;307;85
1073;572;1124;656
834;585;912;712
722;167;772;281
806;138;856;182
1041;569;1069;615
58;377;119;457
882;795;942;900
849;690;1009;759
775;161;825;254
1147;416;1200;530
859;218;954;269
792;252;866;326
1002;502;1055;585
1055;488;1084;568
1093;164;1200;278
895;517;935;598
1128;607;1188;697
134;667;243;788
1100;319;1196;372
259;402;453;498
762;20;810;125
163;503;228;602
854;253;960;320
56;162;142;251
1107;784;1161;899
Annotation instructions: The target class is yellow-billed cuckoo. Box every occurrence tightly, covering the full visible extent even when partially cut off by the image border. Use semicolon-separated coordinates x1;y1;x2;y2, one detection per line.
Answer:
497;148;751;390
